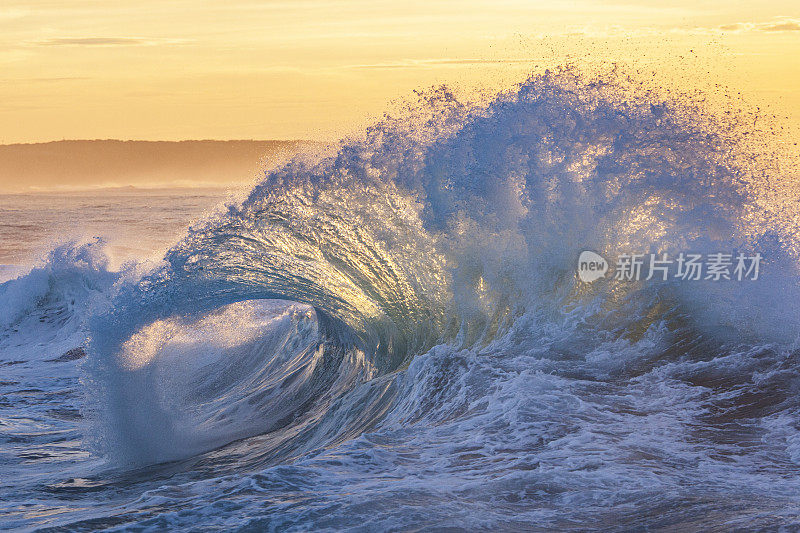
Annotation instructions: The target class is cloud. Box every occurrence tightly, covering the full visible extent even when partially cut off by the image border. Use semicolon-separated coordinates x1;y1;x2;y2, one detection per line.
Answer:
715;18;800;33
32;37;192;47
759;20;800;32
0;7;27;20
0;77;89;84
349;58;537;70
556;19;800;39
36;37;150;46
519;19;800;39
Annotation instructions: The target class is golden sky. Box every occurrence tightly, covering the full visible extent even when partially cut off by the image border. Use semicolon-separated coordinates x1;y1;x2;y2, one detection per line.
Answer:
1;1;799;143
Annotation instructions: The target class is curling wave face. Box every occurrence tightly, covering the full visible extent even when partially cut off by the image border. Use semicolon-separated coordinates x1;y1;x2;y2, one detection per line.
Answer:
3;69;800;530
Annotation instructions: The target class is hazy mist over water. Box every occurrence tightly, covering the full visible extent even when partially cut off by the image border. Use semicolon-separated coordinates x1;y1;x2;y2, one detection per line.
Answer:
0;189;231;280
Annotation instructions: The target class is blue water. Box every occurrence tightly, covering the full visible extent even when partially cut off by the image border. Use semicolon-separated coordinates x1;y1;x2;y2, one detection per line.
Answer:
2;70;800;531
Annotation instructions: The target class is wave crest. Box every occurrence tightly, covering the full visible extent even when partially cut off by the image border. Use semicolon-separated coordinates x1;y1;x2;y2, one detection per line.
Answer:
84;67;800;466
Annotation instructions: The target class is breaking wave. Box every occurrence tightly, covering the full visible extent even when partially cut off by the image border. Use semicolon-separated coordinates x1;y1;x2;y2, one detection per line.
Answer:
85;69;800;467
4;67;800;530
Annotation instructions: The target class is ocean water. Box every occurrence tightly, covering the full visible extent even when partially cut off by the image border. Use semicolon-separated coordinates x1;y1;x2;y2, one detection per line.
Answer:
2;70;800;531
0;188;231;279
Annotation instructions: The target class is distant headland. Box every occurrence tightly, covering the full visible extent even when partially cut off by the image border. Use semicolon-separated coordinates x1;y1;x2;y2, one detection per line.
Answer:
0;140;319;193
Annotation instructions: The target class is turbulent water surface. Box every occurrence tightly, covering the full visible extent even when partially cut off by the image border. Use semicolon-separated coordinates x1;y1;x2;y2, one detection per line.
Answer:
2;71;800;531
